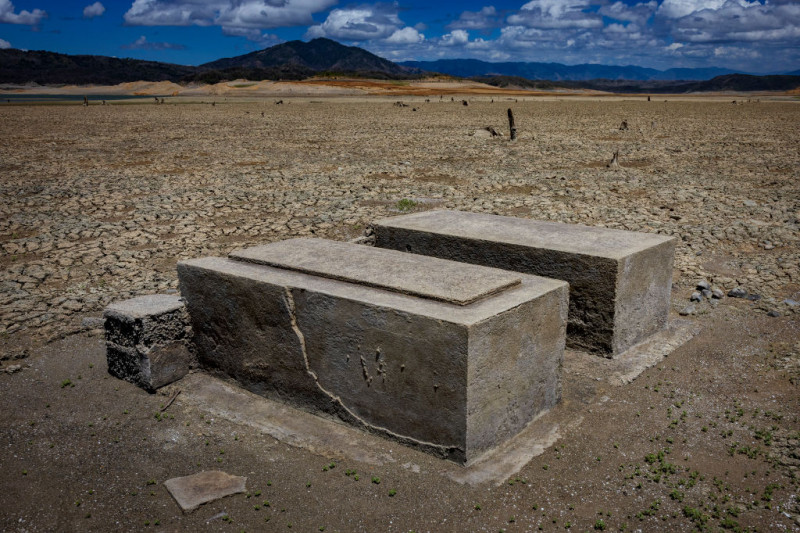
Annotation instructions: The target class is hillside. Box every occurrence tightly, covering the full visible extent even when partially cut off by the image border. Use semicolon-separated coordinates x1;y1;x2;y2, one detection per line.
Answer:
0;49;195;85
201;38;413;76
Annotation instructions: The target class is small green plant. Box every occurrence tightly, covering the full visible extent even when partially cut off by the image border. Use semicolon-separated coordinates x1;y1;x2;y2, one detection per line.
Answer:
388;489;397;497
61;379;73;388
474;504;481;510
371;476;380;484
396;198;417;211
594;519;606;530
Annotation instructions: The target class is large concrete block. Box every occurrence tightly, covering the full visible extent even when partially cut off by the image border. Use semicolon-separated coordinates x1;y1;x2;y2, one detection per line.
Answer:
104;294;194;392
372;210;676;356
177;238;568;464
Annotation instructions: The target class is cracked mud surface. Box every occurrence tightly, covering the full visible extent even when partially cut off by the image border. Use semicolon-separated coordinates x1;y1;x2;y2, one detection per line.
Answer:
1;95;798;531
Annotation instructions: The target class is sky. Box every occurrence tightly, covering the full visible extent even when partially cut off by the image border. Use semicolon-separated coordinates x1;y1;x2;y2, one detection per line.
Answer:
1;0;799;72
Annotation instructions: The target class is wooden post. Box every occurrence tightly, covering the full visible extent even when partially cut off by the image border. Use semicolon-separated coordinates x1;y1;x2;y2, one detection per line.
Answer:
507;108;517;141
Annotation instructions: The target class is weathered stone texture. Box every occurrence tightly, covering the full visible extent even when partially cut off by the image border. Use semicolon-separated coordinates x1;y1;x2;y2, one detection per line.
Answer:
373;210;676;356
104;294;194;391
178;240;567;463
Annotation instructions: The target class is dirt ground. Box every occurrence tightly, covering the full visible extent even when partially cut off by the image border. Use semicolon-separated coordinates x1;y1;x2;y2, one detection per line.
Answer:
1;93;798;532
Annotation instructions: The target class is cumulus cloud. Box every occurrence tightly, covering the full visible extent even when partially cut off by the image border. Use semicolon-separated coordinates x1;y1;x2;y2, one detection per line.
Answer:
599;1;657;25
83;2;105;19
385;26;424;44
447;6;501;31
656;0;731;20
508;0;602;30
439;29;469;46
0;0;46;25
0;37;10;48
305;2;424;43
121;35;186;50
124;0;335;31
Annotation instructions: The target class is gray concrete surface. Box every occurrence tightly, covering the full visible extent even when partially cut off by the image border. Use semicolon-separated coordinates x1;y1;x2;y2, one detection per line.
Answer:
230;238;521;306
177;240;568;464
104;294;194;392
372;210;677;356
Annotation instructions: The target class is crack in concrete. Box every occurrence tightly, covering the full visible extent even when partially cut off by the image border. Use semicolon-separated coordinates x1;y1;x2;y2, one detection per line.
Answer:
282;287;462;458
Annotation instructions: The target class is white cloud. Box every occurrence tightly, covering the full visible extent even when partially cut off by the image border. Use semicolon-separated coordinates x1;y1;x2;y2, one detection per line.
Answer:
440;29;469;46
124;0;335;30
121;35;186;50
509;0;601;29
385;26;424;44
304;3;424;42
599;1;656;25
656;0;730;19
83;1;105;18
0;37;10;48
447;6;501;30
0;0;45;25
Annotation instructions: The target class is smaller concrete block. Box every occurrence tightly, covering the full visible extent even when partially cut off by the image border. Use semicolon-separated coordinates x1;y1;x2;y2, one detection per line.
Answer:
104;294;193;392
164;470;247;512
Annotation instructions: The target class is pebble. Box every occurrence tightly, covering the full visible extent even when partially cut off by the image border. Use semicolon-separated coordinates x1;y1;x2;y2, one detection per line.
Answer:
728;287;748;298
696;280;711;290
784;299;798;307
711;288;725;299
767;310;781;317
690;291;702;302
679;304;697;316
701;289;712;299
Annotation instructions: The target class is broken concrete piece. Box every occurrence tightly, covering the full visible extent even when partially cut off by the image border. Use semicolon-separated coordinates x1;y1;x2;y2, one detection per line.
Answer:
164;470;246;512
372;210;676;357
178;239;568;464
104;294;194;392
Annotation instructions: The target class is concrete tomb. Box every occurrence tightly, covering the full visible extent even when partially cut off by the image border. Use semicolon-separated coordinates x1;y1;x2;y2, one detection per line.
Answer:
372;210;676;356
176;238;568;464
104;294;194;392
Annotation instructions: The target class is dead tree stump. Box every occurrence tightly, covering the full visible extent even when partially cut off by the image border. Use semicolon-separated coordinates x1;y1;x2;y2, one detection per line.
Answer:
607;150;620;169
507;108;517;141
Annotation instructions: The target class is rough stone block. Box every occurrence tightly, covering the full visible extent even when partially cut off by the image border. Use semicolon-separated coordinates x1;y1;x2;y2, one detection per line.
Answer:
104;294;194;392
178;238;568;464
372;210;676;356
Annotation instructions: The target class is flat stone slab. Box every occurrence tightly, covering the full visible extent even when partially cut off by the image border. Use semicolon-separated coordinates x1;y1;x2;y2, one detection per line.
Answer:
105;294;185;320
230;238;521;306
164;470;247;512
179;239;568;464
373;210;677;356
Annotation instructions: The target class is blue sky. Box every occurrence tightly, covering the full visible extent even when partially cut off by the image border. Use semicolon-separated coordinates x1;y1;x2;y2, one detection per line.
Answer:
1;0;799;72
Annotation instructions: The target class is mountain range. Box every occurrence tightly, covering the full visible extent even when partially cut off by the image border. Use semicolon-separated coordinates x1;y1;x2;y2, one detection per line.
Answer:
399;58;742;82
1;38;799;93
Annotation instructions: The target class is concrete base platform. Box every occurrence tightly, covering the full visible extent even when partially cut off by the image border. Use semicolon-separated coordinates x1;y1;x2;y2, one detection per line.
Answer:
174;319;697;485
178;238;568;464
372;210;677;357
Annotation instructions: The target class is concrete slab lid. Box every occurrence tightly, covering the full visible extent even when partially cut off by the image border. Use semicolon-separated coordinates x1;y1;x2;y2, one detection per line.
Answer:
103;294;184;319
375;210;676;260
229;238;522;306
163;470;247;512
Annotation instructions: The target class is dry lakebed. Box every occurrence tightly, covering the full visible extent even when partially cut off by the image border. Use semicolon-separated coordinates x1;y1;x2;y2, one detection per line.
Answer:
0;94;798;532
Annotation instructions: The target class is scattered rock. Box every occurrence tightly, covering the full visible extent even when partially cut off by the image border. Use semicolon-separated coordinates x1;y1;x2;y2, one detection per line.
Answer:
690;291;702;302
743;199;757;207
784;299;799;307
701;289;712;299
4;364;22;374
679;304;697;316
767;310;781;317
711;288;725;299
696;280;711;290
728;287;748;298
